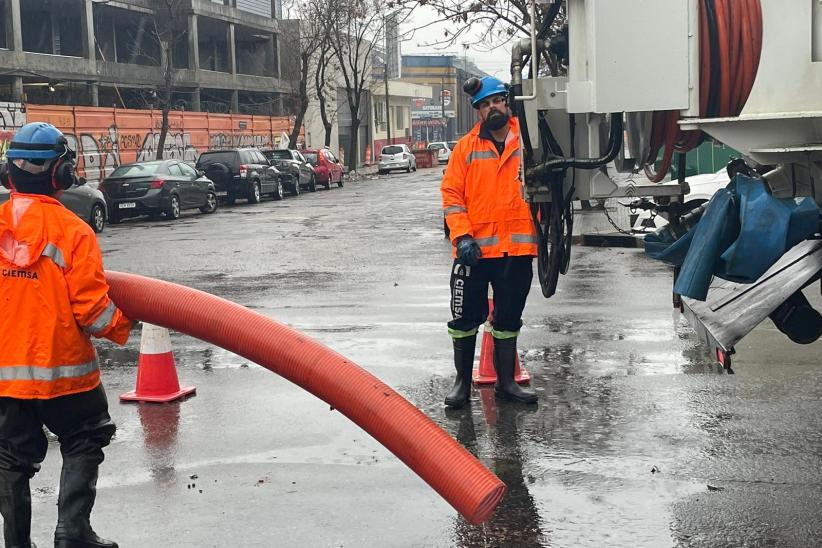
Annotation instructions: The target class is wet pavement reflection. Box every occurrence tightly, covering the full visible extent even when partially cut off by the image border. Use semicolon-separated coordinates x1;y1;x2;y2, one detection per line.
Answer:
136;403;181;487
446;391;546;547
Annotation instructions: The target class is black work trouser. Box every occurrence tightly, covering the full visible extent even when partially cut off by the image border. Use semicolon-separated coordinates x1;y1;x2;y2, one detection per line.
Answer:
0;384;115;479
448;256;534;337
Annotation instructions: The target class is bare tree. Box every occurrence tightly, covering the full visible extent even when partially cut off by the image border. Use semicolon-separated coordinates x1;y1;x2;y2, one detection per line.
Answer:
314;37;339;147
398;0;566;76
328;0;389;172
280;13;326;149
121;0;189;159
149;0;189;160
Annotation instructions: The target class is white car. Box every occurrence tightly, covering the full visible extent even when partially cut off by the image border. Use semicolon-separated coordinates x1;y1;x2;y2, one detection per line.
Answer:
378;144;417;174
427;142;452;164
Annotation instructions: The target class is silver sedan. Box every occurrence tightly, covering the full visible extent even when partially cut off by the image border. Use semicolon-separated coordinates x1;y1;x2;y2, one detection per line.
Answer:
0;179;108;233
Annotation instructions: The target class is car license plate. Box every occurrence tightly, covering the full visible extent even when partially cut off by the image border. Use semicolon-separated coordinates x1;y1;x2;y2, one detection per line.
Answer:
216;191;228;196
118;202;136;209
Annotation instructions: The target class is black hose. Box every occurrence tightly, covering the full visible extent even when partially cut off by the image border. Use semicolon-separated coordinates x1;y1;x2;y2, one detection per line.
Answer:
511;83;535;166
527;113;624;177
523;0;564;70
704;0;721;118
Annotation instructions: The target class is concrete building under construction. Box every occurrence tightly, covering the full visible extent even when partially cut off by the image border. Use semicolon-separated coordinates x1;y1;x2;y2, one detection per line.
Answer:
0;0;294;114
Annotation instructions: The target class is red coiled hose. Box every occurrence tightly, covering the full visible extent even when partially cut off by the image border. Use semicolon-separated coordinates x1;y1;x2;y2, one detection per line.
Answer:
644;0;763;181
104;271;505;524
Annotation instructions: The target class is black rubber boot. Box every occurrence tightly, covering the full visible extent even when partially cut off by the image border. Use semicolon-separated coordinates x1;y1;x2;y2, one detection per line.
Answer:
444;335;477;408
53;461;117;548
493;337;537;404
0;470;36;548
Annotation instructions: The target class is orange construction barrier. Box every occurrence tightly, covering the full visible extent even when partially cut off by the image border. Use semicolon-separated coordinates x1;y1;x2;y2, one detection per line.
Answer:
120;323;196;403
472;296;530;385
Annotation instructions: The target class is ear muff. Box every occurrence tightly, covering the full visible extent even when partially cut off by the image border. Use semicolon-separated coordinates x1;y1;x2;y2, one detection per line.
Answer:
0;163;12;190
50;156;77;191
463;77;482;97
50;140;77;191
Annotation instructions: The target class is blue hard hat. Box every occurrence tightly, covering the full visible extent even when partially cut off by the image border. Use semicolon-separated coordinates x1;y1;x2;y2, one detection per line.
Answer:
466;76;508;108
6;122;68;161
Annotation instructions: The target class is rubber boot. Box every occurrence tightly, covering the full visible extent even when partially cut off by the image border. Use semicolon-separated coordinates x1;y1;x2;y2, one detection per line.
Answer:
0;470;36;548
53;460;117;548
493;337;537;404
444;335;477;408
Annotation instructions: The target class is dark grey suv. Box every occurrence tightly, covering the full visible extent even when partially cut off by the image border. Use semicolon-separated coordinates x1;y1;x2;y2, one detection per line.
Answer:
263;149;316;194
195;148;284;204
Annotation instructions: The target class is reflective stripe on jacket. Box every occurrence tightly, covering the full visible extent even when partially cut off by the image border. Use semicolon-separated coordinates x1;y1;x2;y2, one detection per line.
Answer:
441;117;537;258
0;193;132;399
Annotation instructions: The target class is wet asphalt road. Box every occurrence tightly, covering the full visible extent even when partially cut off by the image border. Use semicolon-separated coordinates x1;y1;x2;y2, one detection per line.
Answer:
28;168;821;547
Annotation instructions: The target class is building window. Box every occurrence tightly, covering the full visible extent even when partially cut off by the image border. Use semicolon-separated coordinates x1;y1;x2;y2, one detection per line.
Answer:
395;107;405;130
375;101;385;124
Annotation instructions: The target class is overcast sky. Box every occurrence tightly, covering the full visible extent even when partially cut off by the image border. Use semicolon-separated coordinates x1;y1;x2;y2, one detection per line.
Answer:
399;6;513;78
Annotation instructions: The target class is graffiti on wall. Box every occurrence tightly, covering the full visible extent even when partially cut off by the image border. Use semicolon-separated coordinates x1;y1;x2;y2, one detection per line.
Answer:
25;105;299;184
0;103;26;162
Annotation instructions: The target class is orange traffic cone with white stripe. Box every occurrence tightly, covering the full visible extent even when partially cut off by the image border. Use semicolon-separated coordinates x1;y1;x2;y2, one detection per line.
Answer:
120;323;196;403
472;290;530;385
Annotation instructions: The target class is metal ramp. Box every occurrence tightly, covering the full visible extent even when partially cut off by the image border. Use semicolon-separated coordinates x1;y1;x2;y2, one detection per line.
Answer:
681;239;822;371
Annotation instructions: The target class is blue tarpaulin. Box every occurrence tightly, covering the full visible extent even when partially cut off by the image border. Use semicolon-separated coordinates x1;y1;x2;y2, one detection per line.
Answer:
645;174;819;301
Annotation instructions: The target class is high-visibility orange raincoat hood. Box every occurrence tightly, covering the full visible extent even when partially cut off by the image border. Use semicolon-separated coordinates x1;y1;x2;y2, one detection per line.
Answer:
0;193;57;268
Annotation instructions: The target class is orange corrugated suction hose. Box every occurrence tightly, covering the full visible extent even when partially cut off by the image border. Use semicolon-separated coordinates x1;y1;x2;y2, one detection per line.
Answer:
105;271;505;525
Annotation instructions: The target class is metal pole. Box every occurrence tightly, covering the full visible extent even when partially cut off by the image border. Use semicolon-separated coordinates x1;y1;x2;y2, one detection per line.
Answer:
384;32;392;144
384;61;391;144
441;72;446;141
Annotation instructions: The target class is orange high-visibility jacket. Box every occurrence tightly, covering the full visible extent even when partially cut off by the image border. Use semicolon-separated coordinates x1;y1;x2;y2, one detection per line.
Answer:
0;192;131;399
441;117;538;258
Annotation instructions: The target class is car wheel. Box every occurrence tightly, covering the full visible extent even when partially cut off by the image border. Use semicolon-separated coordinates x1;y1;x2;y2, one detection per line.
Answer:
405;161;411;173
309;174;317;192
167;194;181;220
272;179;284;201
200;192;218;214
378;170;386;175
337;175;344;188
89;203;105;233
291;178;301;197
248;181;262;204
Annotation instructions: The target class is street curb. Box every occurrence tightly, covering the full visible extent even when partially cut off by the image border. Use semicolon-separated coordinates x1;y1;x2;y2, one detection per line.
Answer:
572;233;645;248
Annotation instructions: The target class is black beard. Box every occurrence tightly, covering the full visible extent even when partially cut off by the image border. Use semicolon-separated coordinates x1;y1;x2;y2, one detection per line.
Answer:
483;110;510;131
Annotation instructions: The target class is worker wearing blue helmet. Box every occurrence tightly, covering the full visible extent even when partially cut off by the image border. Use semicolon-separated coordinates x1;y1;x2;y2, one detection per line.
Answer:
467;76;509;109
0;122;130;548
440;76;539;408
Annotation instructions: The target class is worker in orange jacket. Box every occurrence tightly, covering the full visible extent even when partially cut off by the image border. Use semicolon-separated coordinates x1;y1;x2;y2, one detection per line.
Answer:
441;76;539;408
0;123;131;548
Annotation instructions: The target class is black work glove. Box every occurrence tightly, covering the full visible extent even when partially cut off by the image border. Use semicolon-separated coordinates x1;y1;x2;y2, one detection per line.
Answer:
456;236;482;266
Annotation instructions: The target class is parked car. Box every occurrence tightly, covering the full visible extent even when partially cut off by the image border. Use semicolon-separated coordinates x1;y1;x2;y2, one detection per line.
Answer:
427;141;453;164
195;148;284;203
378;144;417;174
302;148;344;189
100;160;218;223
262;148;316;194
0;178;108;233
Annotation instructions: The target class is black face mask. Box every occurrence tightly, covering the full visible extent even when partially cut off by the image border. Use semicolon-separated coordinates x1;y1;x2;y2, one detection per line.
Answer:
483;109;510;132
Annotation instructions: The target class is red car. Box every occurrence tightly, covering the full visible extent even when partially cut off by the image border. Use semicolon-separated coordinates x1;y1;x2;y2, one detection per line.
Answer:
302;148;344;189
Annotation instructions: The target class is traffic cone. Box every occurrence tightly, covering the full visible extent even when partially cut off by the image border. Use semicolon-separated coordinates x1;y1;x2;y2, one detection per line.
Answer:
120;323;196;403
472;296;530;385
